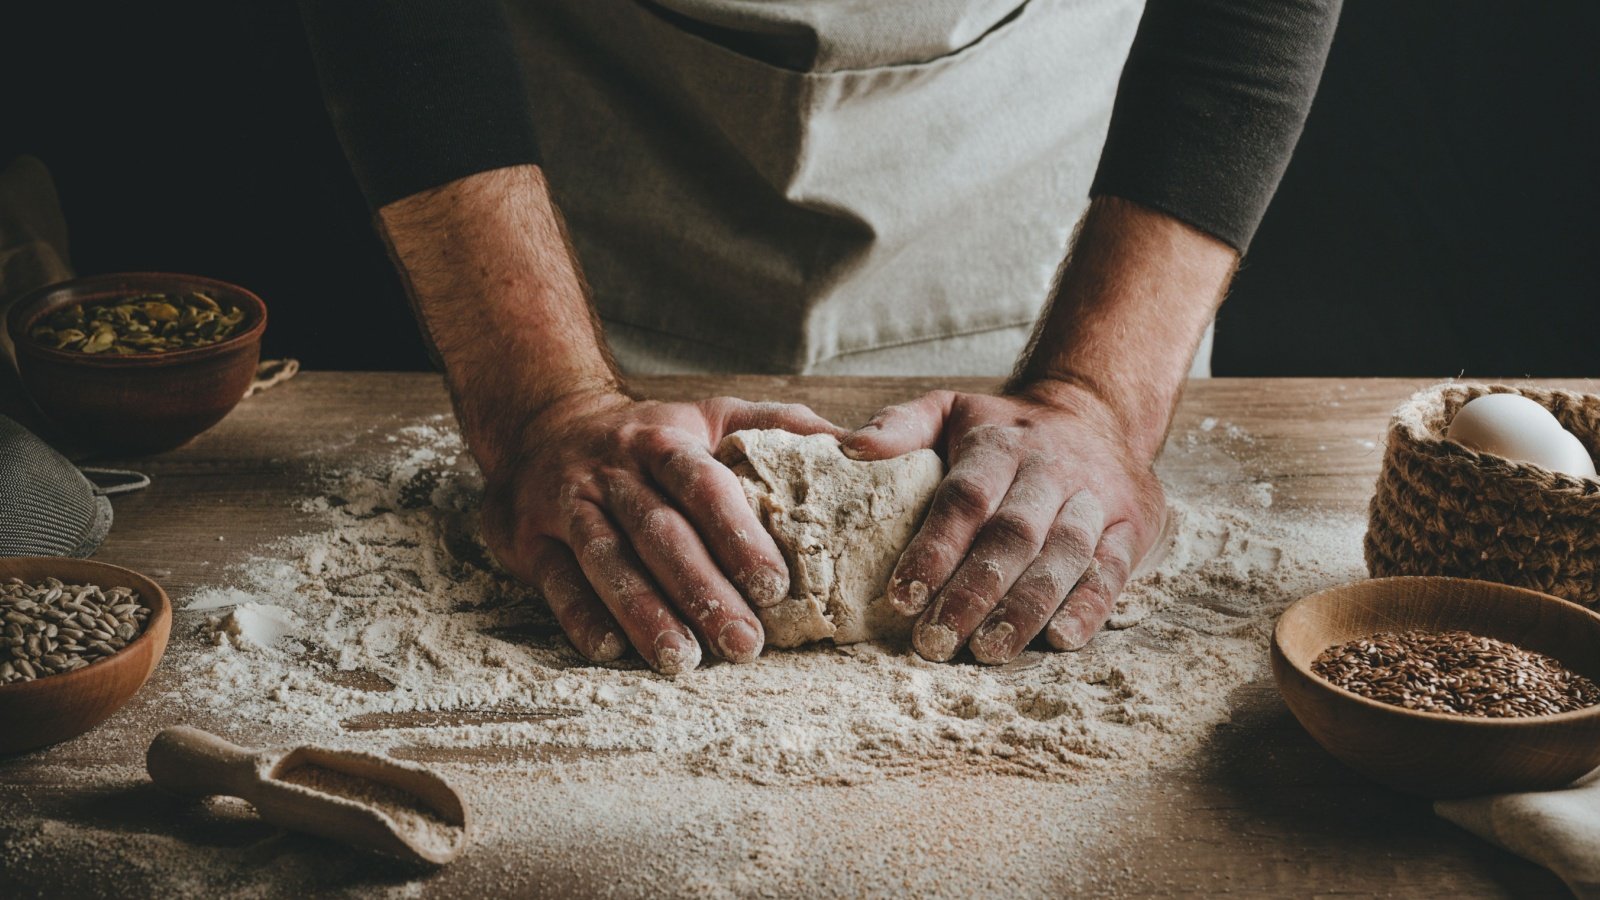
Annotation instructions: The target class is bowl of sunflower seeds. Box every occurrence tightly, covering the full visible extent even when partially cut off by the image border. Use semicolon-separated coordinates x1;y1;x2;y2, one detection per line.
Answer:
8;272;268;454
0;557;172;754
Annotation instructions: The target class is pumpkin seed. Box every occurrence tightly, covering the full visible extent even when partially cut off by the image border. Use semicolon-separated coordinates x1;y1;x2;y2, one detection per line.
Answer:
30;290;246;355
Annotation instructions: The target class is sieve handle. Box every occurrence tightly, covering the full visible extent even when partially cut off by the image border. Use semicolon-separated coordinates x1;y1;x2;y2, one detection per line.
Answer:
80;467;150;496
147;726;262;799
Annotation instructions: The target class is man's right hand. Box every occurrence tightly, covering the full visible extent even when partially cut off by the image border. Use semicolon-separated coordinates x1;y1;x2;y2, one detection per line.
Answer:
475;388;841;674
376;165;842;673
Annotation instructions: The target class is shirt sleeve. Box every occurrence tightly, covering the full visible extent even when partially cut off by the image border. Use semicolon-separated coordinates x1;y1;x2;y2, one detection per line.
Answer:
1089;0;1343;253
297;0;541;208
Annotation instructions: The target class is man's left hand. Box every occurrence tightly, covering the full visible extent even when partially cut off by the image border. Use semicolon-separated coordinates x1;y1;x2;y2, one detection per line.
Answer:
841;383;1166;664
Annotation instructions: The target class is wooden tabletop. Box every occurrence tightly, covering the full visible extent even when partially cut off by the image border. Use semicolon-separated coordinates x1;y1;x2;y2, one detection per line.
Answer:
2;373;1594;898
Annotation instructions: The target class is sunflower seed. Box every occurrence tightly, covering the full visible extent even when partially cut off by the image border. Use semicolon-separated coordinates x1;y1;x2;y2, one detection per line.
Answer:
0;579;149;684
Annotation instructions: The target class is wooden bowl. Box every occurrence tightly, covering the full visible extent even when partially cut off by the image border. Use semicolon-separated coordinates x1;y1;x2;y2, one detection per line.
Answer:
0;557;172;755
1272;576;1600;799
7;272;267;454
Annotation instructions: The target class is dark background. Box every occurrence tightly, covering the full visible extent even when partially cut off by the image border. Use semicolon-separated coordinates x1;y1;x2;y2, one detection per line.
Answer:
4;2;1597;375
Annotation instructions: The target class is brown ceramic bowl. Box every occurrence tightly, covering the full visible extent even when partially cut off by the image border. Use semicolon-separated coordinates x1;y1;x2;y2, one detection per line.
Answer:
7;272;267;454
1272;576;1600;799
0;557;172;755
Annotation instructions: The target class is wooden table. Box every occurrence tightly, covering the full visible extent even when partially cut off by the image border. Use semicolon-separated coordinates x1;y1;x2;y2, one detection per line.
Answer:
1;373;1590;898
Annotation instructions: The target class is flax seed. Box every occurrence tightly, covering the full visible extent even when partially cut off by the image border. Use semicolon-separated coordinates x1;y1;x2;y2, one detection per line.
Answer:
1311;629;1600;718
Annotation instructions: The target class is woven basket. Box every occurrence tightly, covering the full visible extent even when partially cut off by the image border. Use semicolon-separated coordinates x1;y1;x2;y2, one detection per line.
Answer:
1365;382;1600;607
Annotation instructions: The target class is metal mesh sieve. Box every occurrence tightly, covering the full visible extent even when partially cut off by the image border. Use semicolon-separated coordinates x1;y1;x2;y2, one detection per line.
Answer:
0;415;146;557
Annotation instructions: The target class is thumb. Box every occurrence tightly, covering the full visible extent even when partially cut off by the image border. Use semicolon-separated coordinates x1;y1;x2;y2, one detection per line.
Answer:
841;391;952;460
719;399;846;438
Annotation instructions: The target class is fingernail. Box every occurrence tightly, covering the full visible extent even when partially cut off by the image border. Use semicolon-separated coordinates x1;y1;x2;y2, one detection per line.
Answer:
1052;616;1091;652
716;620;763;663
970;621;1016;665
590;631;627;663
746;568;789;607
653;632;702;675
912;620;960;662
891;578;930;615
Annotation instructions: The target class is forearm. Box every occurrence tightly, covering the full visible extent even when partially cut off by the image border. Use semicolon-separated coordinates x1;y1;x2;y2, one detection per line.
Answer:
377;164;622;476
1010;197;1237;462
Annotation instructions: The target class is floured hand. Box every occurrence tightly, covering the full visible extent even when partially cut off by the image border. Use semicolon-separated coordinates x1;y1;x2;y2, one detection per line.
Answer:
478;390;842;674
841;384;1166;664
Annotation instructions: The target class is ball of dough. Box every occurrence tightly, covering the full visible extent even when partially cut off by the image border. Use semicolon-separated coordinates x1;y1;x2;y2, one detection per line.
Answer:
716;429;943;648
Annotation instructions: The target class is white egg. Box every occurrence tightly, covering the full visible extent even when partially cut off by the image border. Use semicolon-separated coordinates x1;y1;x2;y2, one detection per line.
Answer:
1445;394;1598;479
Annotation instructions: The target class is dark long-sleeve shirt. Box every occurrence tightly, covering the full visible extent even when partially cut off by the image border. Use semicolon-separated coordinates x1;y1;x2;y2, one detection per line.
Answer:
299;0;1341;253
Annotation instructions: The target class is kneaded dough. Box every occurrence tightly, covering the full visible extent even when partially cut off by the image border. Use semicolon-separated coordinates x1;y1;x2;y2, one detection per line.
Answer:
716;429;943;647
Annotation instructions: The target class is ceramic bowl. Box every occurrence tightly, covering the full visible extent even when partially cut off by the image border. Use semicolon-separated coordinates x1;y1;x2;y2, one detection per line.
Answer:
0;557;172;754
1272;576;1600;798
7;272;267;454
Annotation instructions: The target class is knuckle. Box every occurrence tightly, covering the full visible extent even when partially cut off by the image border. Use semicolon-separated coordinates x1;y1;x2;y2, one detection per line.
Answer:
936;582;993;620
1013;564;1072;605
701;396;742;418
573;532;618;569
1070;584;1115;619
1063;489;1107;529
659;444;704;486
633;426;683;460
593;465;632;495
1049;522;1097;563
937;475;992;520
1018;449;1055;472
967;423;1020;452
983;510;1044;551
638;505;680;538
953;428;988;454
1096;548;1133;588
999;584;1059;622
558;475;601;512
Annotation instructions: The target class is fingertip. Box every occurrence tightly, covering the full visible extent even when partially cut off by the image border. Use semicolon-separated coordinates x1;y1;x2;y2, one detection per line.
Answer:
653;631;702;675
588;630;627;663
1046;610;1094;652
745;567;789;607
716;619;764;663
889;576;930;616
969;620;1017;665
841;427;891;461
912;621;961;662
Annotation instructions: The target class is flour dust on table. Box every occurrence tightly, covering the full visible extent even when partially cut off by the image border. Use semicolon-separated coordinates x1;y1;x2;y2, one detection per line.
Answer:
172;417;1364;786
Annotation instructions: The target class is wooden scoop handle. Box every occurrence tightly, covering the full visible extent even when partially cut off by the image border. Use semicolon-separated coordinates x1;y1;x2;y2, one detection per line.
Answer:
147;726;262;798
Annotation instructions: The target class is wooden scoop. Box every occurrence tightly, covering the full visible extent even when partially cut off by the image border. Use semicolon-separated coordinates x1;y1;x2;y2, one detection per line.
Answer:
147;726;470;864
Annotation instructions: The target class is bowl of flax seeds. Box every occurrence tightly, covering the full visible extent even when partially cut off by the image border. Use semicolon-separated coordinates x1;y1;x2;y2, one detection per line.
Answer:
1272;576;1600;798
0;557;172;754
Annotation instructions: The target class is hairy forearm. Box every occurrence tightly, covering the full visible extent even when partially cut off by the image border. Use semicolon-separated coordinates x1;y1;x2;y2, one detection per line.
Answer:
1010;196;1238;462
377;165;622;475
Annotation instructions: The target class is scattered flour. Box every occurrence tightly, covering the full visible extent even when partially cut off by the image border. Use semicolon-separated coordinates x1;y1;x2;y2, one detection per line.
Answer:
202;603;301;651
1;414;1372;897
166;421;1363;787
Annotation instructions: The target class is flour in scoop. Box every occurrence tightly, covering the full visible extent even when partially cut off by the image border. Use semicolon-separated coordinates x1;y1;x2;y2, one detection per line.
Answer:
276;763;463;859
169;417;1365;787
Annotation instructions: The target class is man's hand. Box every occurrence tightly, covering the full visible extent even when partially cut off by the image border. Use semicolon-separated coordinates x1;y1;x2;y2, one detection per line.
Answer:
476;390;840;674
376;165;845;673
842;385;1163;663
847;196;1238;663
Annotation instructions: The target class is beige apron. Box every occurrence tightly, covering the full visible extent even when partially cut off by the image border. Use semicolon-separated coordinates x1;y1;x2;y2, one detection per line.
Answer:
507;0;1150;376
